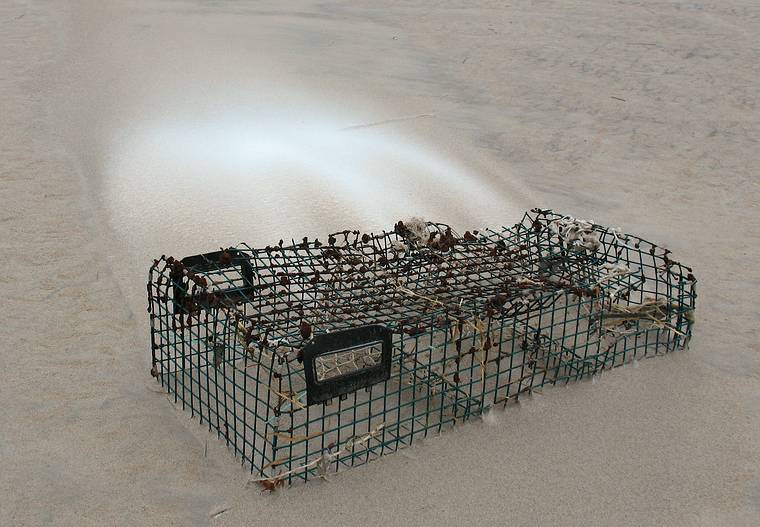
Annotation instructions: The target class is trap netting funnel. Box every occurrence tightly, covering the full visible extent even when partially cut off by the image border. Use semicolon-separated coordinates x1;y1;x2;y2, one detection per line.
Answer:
147;209;696;487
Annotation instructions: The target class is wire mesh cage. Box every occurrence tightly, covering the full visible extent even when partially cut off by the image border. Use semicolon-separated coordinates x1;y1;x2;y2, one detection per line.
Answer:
146;209;697;488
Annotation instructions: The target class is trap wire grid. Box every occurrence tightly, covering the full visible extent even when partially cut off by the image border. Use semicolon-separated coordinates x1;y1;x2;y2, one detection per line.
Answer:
146;209;696;487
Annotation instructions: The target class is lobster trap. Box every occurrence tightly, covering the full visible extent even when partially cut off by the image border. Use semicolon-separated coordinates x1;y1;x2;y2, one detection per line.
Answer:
147;209;696;487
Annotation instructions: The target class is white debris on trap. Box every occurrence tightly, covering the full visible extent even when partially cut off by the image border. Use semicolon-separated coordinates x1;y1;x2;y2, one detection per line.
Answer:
402;217;430;243
548;216;601;252
390;239;408;253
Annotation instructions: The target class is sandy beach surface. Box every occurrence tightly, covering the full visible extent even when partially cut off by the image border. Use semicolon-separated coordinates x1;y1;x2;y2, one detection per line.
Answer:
2;1;759;525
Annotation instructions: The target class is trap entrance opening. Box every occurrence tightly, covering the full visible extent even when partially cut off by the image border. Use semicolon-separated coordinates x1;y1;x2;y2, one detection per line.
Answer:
314;341;384;382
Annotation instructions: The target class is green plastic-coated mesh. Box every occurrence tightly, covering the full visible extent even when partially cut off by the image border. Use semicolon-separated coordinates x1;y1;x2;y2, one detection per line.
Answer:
146;209;697;488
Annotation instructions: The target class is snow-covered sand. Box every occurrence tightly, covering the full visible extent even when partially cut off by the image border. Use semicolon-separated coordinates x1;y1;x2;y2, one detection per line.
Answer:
2;1;759;525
